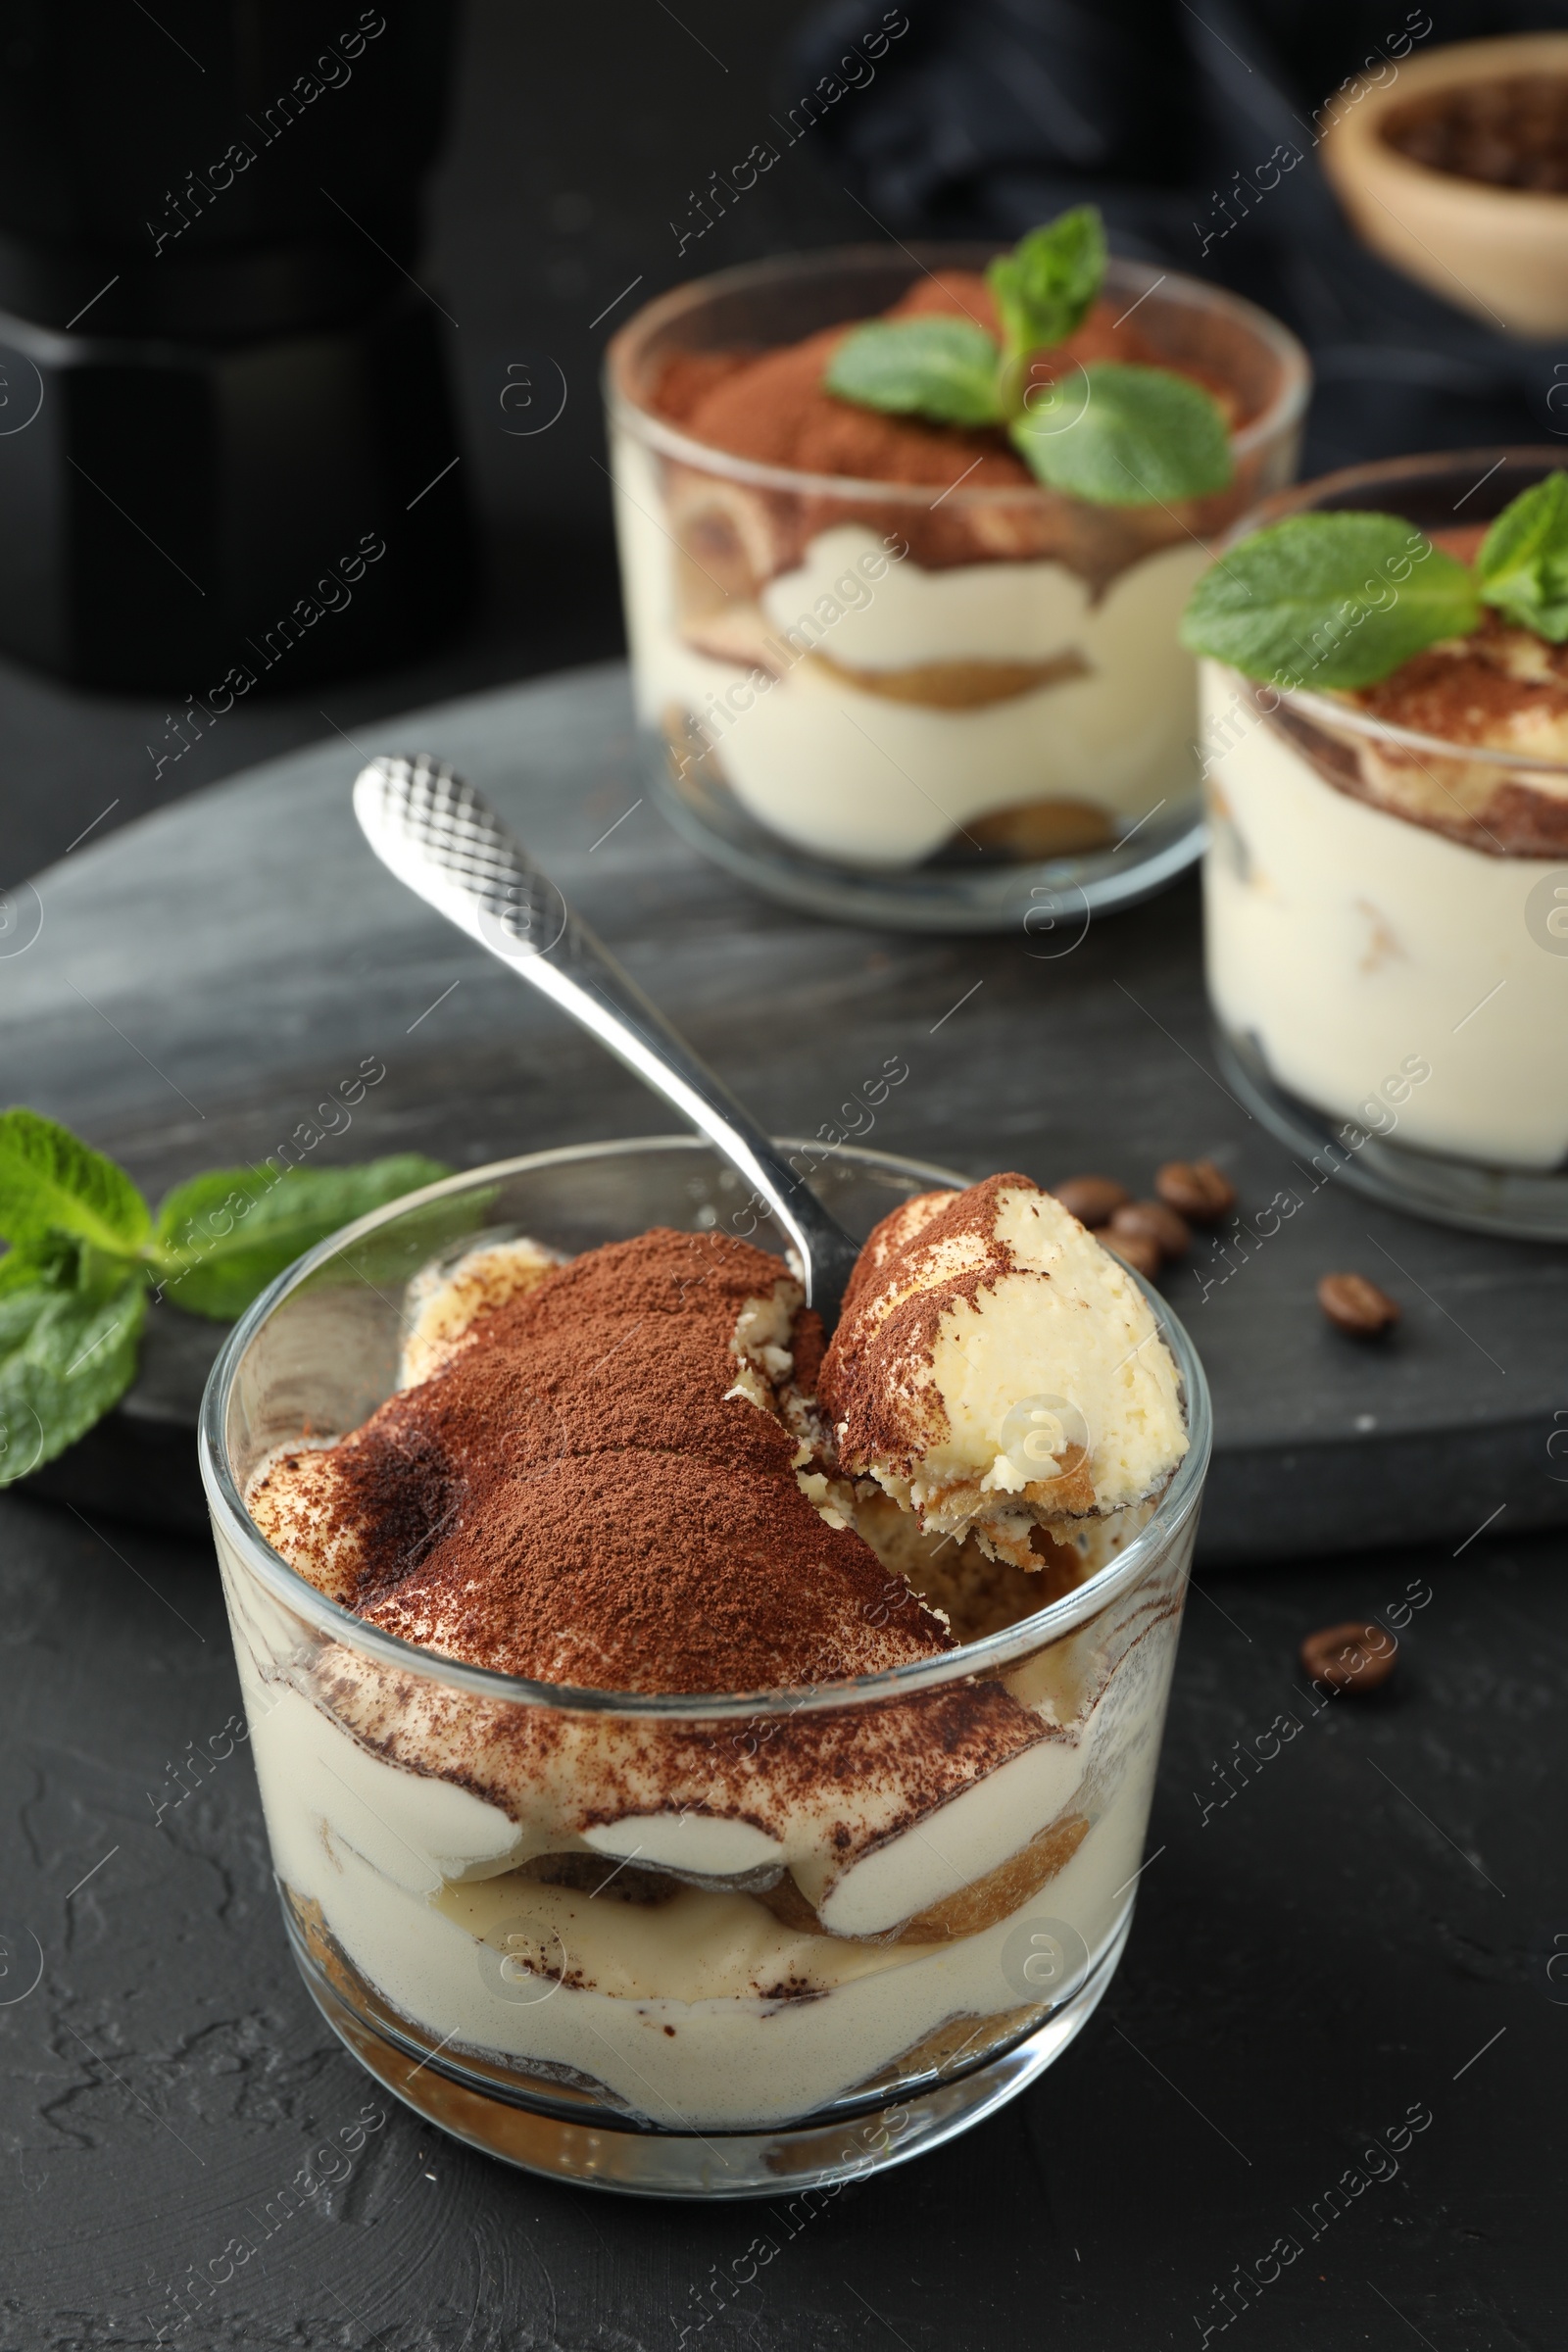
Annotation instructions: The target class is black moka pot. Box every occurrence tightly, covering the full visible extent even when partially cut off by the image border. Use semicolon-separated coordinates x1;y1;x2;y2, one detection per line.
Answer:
0;0;473;691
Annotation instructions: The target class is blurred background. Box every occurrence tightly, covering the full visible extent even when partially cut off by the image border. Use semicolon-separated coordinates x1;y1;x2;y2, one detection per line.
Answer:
6;0;1568;882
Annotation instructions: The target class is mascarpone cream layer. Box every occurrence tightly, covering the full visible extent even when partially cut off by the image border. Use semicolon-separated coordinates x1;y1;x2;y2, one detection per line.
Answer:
223;1543;1177;2127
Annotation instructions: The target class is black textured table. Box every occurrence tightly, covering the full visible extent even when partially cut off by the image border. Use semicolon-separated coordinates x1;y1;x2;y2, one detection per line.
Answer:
2;666;1562;2347
3;1479;1559;2345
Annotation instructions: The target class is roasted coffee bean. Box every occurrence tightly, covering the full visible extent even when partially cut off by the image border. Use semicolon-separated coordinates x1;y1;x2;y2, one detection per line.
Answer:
1110;1199;1192;1258
1317;1272;1399;1336
1299;1618;1398;1692
1154;1157;1237;1221
1052;1174;1129;1228
1103;1230;1161;1279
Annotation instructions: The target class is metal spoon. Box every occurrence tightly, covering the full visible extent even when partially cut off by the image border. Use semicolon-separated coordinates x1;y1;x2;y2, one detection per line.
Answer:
352;754;863;1324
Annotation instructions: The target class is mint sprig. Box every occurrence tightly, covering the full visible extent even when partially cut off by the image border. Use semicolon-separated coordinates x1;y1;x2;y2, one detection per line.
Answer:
1475;471;1568;641
821;205;1234;509
0;1262;147;1483
1181;513;1482;691
1182;478;1568;692
988;206;1104;407
1014;362;1233;508
0;1106;450;1485
823;317;1002;426
0;1110;150;1257
153;1159;450;1319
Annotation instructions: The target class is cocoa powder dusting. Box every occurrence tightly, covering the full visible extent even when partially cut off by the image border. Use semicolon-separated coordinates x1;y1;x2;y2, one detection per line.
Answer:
325;1228;951;1692
642;270;1258;583
1353;607;1568;747
820;1174;1036;1477
675;322;1033;489
657;276;1239;486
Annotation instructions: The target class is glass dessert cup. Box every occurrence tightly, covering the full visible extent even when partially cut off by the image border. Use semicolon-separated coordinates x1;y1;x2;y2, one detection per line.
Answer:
200;1138;1210;2198
605;246;1307;934
1202;449;1568;1242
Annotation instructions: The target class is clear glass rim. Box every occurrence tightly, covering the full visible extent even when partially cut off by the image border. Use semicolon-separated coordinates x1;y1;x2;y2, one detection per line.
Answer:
1210;444;1568;775
604;243;1310;507
199;1135;1212;1721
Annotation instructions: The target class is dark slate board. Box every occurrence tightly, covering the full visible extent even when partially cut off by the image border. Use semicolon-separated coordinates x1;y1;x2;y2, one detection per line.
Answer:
9;661;1566;1563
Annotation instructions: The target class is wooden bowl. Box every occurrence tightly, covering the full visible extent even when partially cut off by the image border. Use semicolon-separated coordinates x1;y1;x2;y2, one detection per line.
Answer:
1320;32;1568;339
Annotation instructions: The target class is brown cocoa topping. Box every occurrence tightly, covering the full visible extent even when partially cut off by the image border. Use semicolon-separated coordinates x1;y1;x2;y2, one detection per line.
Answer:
1267;549;1568;858
1154;1158;1236;1221
644;270;1259;583
676;320;1032;490
1316;1272;1400;1336
661;275;1231;494
1299;1619;1398;1692
1428;523;1488;566
649;348;757;424
1352;610;1568;748
820;1174;1036;1480
1276;677;1568;862
323;1226;954;1693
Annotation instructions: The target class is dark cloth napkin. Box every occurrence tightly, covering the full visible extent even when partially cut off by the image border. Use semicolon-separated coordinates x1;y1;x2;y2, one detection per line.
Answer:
791;0;1568;470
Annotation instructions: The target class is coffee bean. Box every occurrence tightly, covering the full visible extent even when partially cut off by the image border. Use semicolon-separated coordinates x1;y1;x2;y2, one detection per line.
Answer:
1317;1272;1399;1336
1110;1199;1192;1258
1299;1618;1398;1692
1102;1230;1161;1279
1155;1157;1237;1221
1052;1174;1129;1228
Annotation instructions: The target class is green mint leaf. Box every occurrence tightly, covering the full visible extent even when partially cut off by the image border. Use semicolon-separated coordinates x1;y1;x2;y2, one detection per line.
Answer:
987;206;1105;365
153;1153;453;1320
0;1107;149;1258
1180;512;1483;690
824;317;1003;425
0;1234;76;1297
1010;363;1232;507
1476;471;1568;641
0;1261;145;1485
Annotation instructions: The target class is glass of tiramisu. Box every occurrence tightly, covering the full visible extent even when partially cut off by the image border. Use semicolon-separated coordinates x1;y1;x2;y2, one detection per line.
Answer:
1186;448;1568;1239
605;211;1306;931
201;1138;1209;2195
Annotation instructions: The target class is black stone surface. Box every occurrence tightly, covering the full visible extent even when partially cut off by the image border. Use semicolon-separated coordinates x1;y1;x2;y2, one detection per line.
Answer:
1;1490;1558;2347
8;663;1568;1565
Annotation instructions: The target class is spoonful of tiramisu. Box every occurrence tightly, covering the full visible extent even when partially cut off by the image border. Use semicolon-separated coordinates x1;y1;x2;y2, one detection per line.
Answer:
352;754;863;1322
